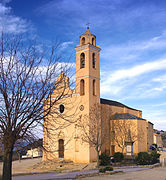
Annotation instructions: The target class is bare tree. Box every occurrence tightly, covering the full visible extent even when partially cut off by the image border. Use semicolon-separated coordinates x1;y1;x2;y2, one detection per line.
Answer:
110;117;144;154
78;103;110;167
0;32;73;180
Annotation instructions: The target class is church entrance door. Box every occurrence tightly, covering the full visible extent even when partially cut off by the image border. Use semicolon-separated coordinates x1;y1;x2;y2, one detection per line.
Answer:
58;139;64;158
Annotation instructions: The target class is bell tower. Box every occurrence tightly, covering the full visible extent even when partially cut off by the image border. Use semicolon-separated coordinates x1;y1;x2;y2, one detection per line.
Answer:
75;27;101;106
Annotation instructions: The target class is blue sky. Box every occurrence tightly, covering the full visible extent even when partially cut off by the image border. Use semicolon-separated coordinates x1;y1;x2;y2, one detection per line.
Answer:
0;0;166;130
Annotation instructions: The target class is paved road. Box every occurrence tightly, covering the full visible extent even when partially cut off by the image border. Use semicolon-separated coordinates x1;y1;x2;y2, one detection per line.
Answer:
82;167;166;180
12;167;152;180
12;170;98;180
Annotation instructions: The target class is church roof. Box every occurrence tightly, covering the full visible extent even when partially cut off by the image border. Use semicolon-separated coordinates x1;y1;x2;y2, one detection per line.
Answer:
111;113;145;120
80;27;96;38
100;98;139;111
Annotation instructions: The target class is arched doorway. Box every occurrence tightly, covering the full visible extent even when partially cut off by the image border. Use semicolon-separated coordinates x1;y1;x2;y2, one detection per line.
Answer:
58;139;64;158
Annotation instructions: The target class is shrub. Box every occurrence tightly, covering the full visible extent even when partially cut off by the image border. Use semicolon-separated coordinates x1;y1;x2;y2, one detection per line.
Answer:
99;153;110;166
99;166;113;173
135;151;160;165
99;167;105;173
104;166;113;171
150;151;160;164
0;155;3;161
113;152;124;162
135;152;151;165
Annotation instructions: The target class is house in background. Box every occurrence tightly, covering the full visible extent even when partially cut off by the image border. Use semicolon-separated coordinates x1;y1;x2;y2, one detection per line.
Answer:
22;147;42;158
22;139;43;159
153;129;163;150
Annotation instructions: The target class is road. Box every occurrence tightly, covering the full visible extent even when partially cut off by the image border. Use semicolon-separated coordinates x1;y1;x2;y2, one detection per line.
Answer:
12;167;153;180
12;170;98;180
82;167;166;180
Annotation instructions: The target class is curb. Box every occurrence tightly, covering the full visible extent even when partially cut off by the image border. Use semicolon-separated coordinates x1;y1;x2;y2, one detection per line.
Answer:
113;163;160;169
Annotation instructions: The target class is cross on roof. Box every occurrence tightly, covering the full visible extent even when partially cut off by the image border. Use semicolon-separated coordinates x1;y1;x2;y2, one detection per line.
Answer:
86;23;90;29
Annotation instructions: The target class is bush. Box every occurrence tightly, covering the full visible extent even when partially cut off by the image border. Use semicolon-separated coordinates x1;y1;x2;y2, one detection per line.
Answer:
150;151;160;164
0;155;3;161
99;167;105;173
99;166;113;173
135;151;160;165
113;152;124;162
104;166;113;171
99;153;110;166
135;152;151;165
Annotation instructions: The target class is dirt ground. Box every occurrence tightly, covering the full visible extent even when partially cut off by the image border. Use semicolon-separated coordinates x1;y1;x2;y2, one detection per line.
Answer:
81;167;166;180
0;158;95;175
0;158;42;175
27;158;96;173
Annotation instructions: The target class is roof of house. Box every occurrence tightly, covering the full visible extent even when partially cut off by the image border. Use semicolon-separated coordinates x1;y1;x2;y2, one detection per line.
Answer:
111;113;146;120
100;98;140;111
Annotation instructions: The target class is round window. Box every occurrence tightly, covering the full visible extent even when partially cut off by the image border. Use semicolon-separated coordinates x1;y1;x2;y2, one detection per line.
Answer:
59;104;65;113
79;105;84;111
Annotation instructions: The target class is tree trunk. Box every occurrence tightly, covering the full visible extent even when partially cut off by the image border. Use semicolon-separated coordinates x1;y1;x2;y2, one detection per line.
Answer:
122;146;124;154
18;152;21;163
2;144;14;180
96;150;100;168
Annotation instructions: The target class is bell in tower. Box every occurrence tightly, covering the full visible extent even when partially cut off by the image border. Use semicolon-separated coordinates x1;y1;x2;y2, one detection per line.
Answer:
80;27;96;46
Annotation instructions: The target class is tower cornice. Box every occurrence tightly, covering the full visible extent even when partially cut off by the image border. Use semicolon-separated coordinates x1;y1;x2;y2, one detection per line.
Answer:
75;44;101;52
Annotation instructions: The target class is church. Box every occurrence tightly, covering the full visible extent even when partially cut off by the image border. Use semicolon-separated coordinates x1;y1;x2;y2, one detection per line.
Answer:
43;28;154;163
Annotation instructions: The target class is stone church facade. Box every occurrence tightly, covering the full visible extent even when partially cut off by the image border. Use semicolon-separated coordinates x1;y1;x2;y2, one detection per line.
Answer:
43;28;154;163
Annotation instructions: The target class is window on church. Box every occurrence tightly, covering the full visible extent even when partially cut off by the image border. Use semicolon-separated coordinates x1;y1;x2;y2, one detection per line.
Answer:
58;139;64;158
80;53;85;68
75;139;79;152
92;37;95;46
80;79;85;95
59;104;65;113
92;53;95;68
93;79;96;95
81;37;85;45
